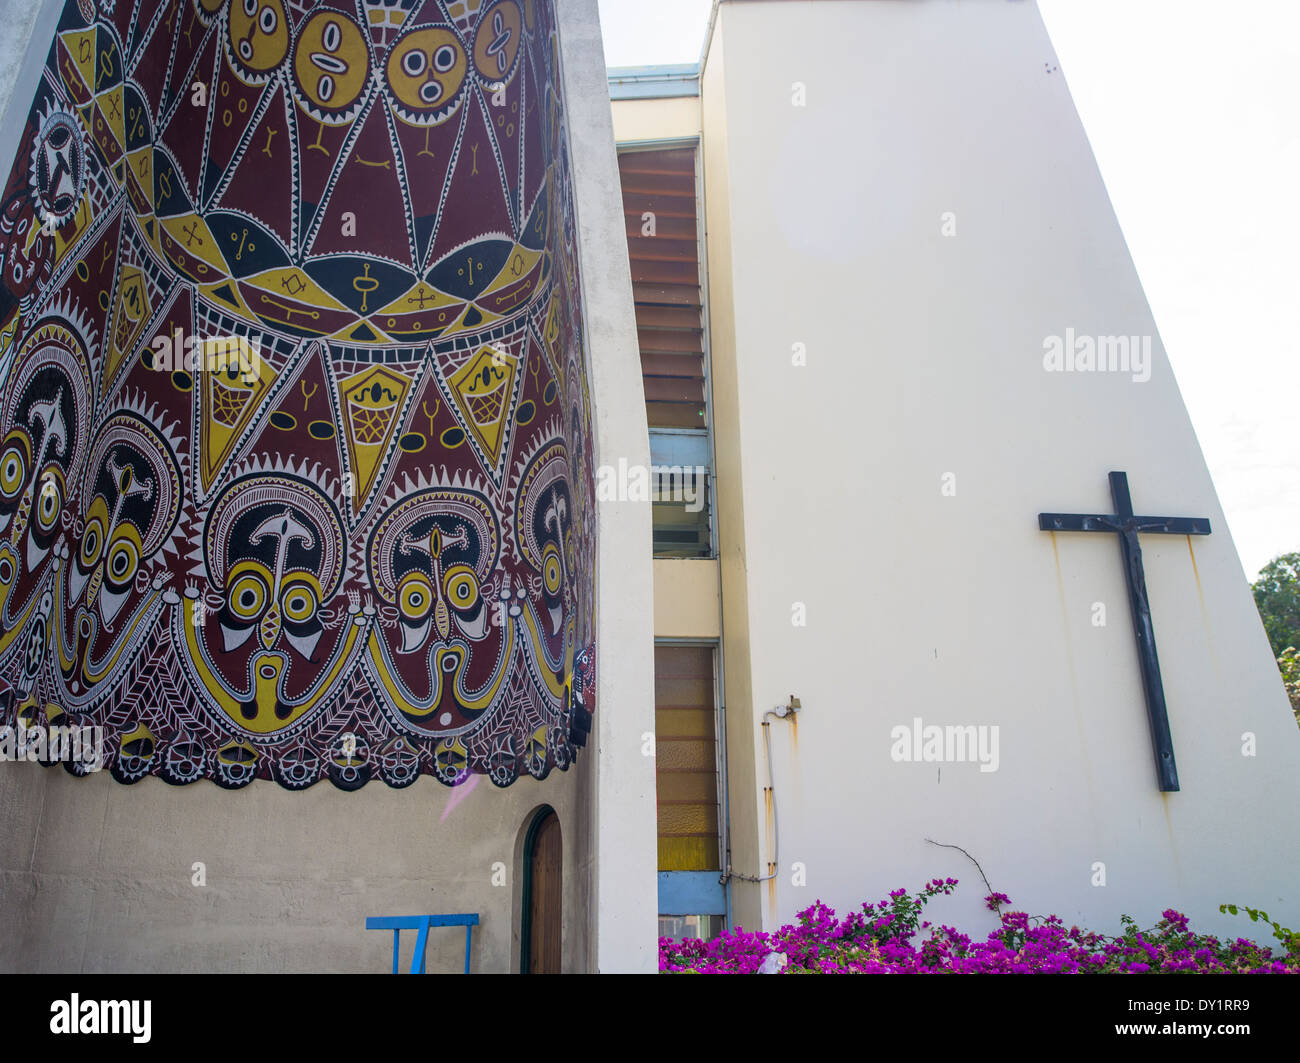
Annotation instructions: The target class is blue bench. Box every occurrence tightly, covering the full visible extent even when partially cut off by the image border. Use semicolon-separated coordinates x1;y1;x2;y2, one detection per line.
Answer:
366;914;479;974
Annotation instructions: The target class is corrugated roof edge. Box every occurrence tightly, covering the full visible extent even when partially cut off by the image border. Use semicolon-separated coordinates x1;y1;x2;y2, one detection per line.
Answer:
608;64;701;100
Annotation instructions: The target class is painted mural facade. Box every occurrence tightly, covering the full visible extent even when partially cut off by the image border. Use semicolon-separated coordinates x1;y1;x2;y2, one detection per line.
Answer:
0;0;597;790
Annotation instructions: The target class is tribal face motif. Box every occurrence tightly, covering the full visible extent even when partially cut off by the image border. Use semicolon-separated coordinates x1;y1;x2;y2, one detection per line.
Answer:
207;472;344;661
365;478;511;729
0;316;92;578
227;0;291;81
181;468;360;737
383;25;468;126
472;1;524;84
70;410;182;627
0;0;597;790
370;488;497;651
291;10;371;124
515;440;574;656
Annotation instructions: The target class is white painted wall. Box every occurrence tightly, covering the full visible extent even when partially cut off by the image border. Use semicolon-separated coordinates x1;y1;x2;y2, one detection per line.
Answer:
703;0;1300;939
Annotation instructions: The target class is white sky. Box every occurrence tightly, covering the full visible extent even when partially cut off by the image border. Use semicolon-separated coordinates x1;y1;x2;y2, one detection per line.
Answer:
596;0;1300;581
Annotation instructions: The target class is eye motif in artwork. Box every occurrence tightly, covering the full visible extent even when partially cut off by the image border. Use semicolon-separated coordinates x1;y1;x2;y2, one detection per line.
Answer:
514;440;574;645
220;509;326;659
0;323;92;574
204;472;346;666
70;412;182;627
368;486;498;653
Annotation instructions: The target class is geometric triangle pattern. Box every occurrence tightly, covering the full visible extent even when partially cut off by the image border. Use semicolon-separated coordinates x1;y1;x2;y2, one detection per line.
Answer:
0;0;596;792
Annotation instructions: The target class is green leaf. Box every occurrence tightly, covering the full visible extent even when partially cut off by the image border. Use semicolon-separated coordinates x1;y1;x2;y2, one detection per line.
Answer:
1251;552;1300;658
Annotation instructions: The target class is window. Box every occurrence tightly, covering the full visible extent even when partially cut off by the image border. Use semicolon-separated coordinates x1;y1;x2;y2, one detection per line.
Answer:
658;915;723;941
649;428;710;558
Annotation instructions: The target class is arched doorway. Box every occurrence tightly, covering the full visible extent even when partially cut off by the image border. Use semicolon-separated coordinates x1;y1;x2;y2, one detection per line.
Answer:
520;807;562;973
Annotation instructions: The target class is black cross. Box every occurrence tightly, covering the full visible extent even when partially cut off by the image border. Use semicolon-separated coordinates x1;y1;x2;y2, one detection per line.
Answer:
1038;471;1211;792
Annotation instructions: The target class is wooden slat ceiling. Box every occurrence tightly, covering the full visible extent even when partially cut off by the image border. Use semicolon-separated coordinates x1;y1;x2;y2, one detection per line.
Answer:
619;147;706;429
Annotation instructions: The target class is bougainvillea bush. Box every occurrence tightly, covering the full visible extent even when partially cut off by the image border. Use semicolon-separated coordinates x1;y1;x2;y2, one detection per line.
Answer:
658;879;1300;974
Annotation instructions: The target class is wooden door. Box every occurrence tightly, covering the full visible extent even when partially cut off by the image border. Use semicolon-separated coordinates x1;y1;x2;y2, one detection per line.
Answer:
526;810;562;973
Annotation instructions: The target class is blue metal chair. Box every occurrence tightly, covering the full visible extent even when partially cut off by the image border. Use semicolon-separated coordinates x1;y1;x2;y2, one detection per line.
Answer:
366;914;479;974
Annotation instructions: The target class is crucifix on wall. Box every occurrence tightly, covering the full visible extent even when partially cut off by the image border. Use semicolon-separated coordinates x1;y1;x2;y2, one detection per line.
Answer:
1038;471;1211;792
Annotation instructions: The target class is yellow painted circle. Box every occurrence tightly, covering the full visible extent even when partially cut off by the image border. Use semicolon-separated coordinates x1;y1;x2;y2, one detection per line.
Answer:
292;10;370;119
34;467;63;532
398;571;434;619
105;529;141;585
80;507;108;567
443;564;479;610
385;26;466;124
281;580;318;623
473;1;523;83
229;568;269;620
228;0;289;75
541;542;562;595
0;439;28;499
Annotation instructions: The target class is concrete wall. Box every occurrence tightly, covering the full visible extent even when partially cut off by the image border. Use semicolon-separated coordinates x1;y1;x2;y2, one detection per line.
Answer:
562;0;659;975
0;0;655;975
0;0;59;179
0;763;589;973
702;0;1300;937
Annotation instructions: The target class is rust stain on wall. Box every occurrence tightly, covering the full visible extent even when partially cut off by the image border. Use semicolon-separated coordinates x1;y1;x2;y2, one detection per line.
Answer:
1186;535;1220;671
762;786;777;914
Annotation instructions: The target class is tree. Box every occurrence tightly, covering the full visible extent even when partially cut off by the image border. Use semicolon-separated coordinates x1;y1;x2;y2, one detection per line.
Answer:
1279;648;1300;725
1251;552;1300;658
